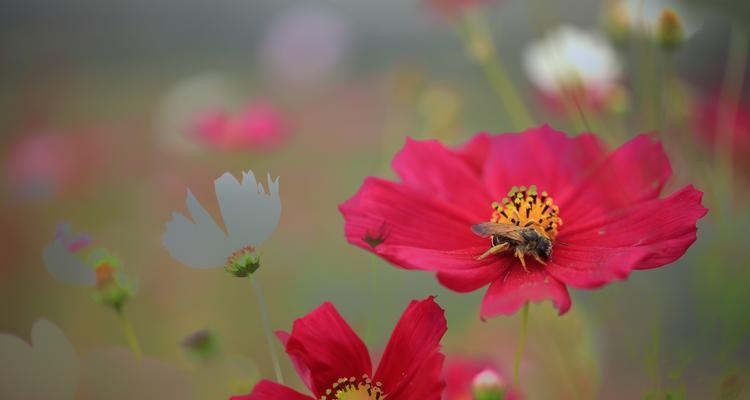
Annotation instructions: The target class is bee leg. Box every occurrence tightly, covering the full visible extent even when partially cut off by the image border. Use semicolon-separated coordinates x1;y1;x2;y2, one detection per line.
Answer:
532;253;547;266
476;243;509;260
515;249;529;273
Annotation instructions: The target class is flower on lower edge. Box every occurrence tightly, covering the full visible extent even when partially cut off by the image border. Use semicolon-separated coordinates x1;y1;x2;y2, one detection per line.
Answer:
444;357;521;400
523;26;623;115
162;170;280;276
192;101;290;152
42;223;136;312
340;125;707;318
0;319;79;400
232;296;447;400
423;0;492;20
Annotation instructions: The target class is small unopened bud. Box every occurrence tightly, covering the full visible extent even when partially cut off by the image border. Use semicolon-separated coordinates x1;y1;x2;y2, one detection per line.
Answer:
88;249;135;313
602;1;631;48
225;246;261;277
182;329;221;363
657;9;685;51
472;368;507;400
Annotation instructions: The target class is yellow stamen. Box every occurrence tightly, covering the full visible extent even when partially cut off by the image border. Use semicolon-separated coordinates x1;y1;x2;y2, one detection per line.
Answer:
491;185;563;239
320;375;384;400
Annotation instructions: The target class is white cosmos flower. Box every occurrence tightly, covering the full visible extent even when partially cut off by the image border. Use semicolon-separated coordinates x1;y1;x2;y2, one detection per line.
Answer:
0;319;79;400
42;223;96;285
79;348;193;400
162;170;281;269
523;25;621;96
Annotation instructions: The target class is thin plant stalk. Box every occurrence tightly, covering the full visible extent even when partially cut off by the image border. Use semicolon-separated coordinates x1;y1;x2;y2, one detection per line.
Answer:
364;254;381;343
459;9;535;131
513;302;530;387
249;275;284;384
117;309;143;361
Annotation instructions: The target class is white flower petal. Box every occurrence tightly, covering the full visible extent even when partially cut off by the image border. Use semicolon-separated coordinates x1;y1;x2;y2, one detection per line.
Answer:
216;171;281;250
79;348;193;400
42;240;97;286
161;190;234;269
0;319;79;400
523;25;621;95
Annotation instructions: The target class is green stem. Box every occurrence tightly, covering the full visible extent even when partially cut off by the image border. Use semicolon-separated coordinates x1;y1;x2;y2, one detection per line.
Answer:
513;302;530;387
364;255;380;343
460;10;534;131
117;309;143;361
249;275;284;384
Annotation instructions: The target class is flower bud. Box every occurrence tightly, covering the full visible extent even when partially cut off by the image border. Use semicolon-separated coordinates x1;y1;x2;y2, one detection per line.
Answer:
472;368;507;400
88;249;135;313
657;9;685;51
224;246;261;277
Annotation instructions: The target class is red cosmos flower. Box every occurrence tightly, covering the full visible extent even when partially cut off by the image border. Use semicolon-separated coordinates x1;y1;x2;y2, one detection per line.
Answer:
694;95;750;175
424;0;491;20
233;296;447;400
339;125;707;318
192;101;288;152
444;357;521;400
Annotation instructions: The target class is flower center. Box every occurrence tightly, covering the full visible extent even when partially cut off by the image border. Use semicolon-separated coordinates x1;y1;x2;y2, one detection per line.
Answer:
320;375;384;400
491;185;562;239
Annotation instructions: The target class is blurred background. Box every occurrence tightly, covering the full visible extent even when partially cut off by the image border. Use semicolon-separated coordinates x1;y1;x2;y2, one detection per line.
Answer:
1;0;749;399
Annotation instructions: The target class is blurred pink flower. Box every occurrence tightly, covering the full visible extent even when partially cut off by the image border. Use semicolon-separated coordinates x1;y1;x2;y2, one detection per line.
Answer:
425;0;489;19
4;130;106;200
5;132;81;200
192;102;289;152
694;94;750;175
261;6;351;87
444;357;521;400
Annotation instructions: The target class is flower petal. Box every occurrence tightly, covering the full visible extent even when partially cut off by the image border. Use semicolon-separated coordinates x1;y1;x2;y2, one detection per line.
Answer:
230;380;312;400
283;302;372;398
161;189;234;268
42;240;96;286
481;126;607;199
548;186;706;288
558;134;673;226
435;256;511;292
481;266;571;318
391;137;492;216
216;171;281;249
340;177;487;271
375;297;447;399
275;331;313;392
0;319;79;400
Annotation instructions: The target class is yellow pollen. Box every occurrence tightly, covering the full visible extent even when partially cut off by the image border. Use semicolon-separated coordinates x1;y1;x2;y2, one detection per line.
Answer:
320;375;384;400
491;185;562;239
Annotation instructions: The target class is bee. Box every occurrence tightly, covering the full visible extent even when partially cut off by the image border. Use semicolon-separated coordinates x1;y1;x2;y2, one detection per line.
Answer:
471;222;553;271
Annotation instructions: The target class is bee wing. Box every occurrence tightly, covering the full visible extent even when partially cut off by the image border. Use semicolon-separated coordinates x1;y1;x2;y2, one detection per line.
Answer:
471;222;524;241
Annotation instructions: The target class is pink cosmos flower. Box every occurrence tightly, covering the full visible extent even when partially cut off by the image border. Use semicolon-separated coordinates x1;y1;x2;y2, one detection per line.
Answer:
5;131;95;200
444;357;521;400
340;125;707;318
233;297;447;400
191;102;288;152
